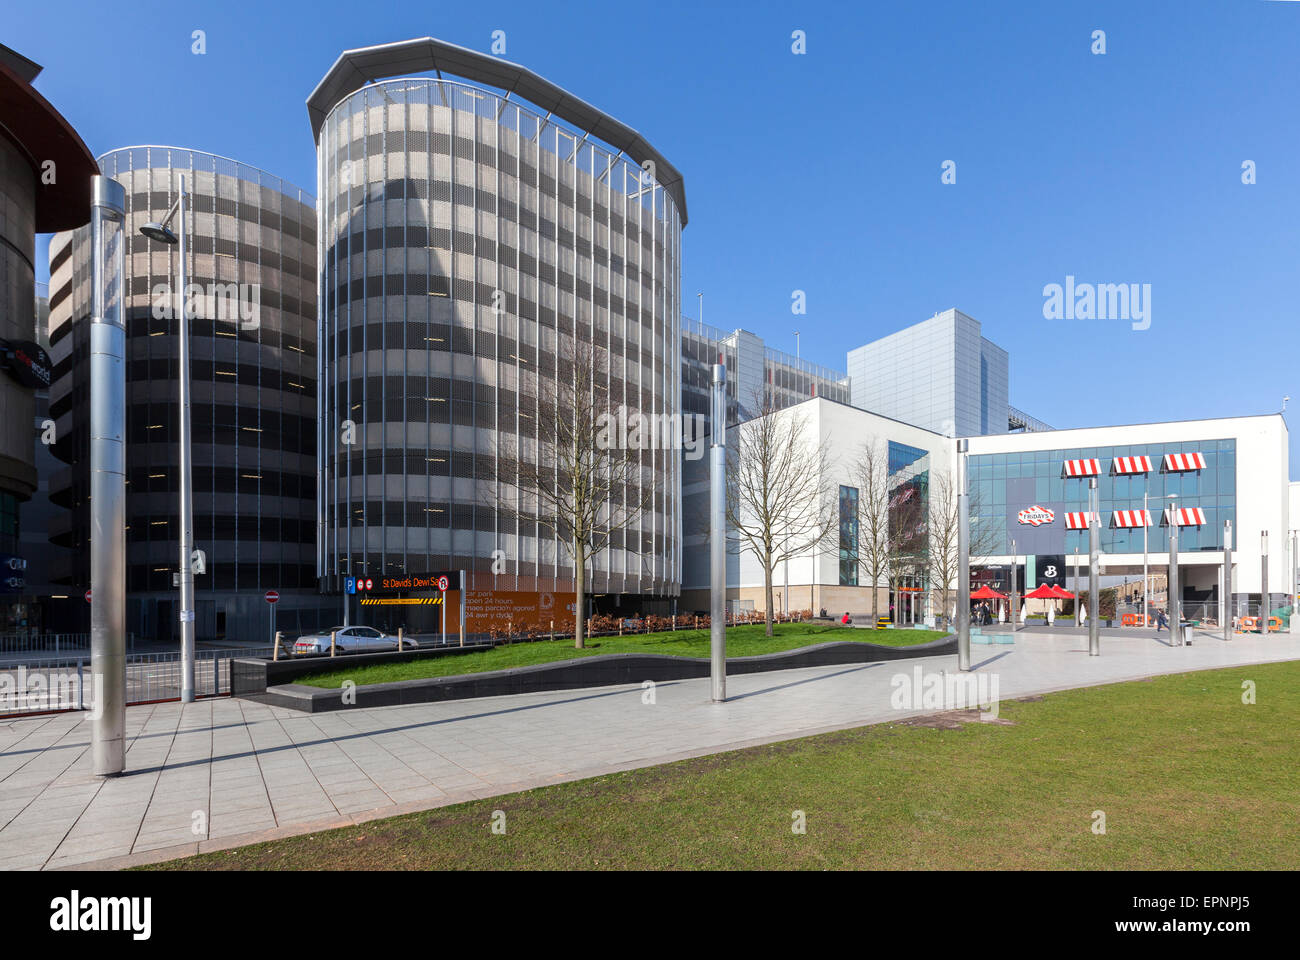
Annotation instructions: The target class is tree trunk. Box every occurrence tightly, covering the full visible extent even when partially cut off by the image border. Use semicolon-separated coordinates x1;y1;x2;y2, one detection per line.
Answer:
764;560;775;638
871;569;878;628
574;548;586;650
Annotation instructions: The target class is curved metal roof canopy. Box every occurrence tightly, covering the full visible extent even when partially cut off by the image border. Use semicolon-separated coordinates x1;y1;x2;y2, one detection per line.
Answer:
307;37;687;225
0;58;98;232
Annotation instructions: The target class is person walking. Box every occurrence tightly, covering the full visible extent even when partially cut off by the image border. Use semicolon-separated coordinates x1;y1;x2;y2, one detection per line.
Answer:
1155;608;1169;632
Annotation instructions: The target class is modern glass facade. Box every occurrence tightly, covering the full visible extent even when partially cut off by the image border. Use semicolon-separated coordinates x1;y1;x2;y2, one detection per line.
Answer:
847;308;1021;437
888;440;928;475
680;317;850;434
315;77;683;600
838;484;858;586
47;146;324;641
969;438;1236;556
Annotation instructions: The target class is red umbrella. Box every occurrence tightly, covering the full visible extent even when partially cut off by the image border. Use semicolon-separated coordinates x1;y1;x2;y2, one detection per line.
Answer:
1050;584;1075;599
970;585;1007;600
1024;583;1058;599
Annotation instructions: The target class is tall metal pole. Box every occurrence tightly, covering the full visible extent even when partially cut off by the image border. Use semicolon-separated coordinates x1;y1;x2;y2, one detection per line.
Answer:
1168;500;1180;644
175;177;196;703
1222;520;1232;642
1260;529;1269;635
89;176;127;776
1142;490;1149;627
1009;537;1018;630
709;364;727;701
956;439;970;670
1088;478;1100;655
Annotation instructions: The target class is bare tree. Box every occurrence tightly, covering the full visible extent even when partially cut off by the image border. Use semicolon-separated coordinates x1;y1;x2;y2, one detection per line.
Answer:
850;441;892;627
926;471;998;629
886;478;928;624
497;336;655;649
726;387;837;637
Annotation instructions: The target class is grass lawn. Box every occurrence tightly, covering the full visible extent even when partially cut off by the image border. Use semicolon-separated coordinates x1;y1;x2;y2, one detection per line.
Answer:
148;660;1300;870
295;622;949;688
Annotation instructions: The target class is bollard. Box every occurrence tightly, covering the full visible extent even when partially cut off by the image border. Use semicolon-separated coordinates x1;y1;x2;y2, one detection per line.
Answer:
507;621;512;645
397;626;404;652
330;629;337;657
273;630;282;661
550;619;554;642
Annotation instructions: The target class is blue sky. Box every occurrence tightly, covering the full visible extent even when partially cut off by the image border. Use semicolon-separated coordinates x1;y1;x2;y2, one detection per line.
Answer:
10;0;1299;470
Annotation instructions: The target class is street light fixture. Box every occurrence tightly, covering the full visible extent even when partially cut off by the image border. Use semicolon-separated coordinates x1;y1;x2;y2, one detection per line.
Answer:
956;438;970;671
1143;491;1178;629
89;176;127;776
137;176;195;703
1260;529;1269;635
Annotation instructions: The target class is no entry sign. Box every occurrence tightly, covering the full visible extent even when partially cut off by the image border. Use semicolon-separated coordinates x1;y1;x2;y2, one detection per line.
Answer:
84;589;91;604
265;590;279;604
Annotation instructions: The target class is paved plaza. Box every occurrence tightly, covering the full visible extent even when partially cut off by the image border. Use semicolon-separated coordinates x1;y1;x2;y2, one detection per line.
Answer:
1;629;1297;870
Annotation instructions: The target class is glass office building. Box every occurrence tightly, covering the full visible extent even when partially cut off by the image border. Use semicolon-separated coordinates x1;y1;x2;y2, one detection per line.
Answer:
310;39;686;612
847;308;1024;437
47;146;326;641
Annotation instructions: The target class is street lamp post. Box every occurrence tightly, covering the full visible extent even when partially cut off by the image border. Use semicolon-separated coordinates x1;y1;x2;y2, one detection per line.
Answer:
1222;520;1232;642
1260;530;1269;635
138;176;196;703
956;439;970;671
1143;490;1149;628
1009;537;1018;631
1144;491;1177;628
1088;478;1100;656
709;363;727;701
1168;498;1180;644
89;176;127;776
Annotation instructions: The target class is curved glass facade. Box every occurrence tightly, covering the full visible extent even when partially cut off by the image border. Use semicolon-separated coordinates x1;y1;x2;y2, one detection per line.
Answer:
317;78;683;598
47;146;323;640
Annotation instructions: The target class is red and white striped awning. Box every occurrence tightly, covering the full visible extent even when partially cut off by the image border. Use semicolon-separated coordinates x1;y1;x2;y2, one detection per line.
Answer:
1064;511;1100;530
1112;510;1153;528
1163;452;1206;472
1113;455;1153;475
1164;507;1207;526
1063;458;1101;477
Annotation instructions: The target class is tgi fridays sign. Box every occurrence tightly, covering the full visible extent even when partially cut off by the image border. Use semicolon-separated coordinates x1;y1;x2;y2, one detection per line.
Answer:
1017;505;1056;527
0;339;51;390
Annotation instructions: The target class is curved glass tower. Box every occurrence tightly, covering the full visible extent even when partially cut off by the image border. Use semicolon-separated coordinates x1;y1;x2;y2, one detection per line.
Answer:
47;146;324;641
312;40;686;612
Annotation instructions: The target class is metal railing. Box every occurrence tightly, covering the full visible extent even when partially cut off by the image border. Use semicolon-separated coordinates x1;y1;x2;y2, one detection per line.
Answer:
0;646;275;717
0;633;139;654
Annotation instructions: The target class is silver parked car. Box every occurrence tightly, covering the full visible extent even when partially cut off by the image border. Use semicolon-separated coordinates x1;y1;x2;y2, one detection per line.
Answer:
293;626;417;655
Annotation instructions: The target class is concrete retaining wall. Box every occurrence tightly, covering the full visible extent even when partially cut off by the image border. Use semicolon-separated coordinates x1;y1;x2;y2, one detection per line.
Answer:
236;635;957;713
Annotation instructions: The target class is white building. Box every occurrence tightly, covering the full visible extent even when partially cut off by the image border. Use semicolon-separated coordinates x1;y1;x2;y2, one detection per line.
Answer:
965;414;1290;621
681;396;952;619
682;402;1294;627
